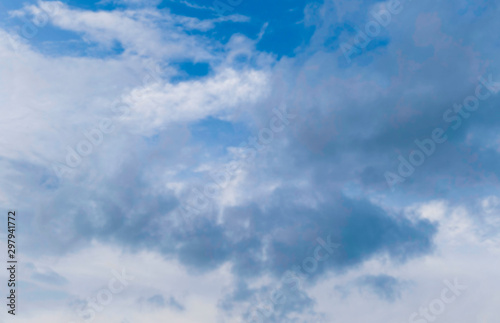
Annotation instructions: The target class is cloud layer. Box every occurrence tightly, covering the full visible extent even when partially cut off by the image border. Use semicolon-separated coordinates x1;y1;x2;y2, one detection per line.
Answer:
0;0;499;322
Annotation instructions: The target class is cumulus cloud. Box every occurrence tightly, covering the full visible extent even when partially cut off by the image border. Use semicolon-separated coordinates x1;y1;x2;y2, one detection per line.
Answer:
0;0;499;322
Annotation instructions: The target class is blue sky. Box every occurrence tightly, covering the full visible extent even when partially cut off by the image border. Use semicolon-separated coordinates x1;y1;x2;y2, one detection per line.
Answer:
0;0;499;322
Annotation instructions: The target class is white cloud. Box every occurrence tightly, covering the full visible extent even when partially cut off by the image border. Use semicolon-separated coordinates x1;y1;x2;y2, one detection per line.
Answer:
13;1;217;59
120;68;269;135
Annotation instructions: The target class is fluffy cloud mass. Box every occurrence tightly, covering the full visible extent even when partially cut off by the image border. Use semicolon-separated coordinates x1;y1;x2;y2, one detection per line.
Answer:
0;0;499;322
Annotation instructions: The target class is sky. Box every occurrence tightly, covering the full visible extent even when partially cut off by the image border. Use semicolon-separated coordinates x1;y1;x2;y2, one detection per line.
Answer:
0;0;499;322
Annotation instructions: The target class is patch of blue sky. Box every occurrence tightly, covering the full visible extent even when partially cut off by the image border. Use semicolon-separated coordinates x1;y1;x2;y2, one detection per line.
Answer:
197;21;262;45
2;0;321;59
256;22;316;57
170;61;212;83
336;37;390;69
25;25;125;57
1;2;126;57
167;0;317;57
142;117;250;162
158;0;214;19
62;0;118;11
189;116;251;154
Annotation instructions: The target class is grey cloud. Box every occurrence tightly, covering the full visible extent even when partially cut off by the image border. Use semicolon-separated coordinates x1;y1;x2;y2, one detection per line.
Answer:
356;274;408;302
